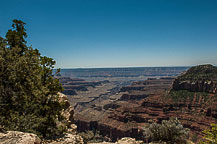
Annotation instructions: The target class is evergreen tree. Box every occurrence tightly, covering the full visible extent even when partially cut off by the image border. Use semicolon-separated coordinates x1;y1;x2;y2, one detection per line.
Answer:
0;19;67;138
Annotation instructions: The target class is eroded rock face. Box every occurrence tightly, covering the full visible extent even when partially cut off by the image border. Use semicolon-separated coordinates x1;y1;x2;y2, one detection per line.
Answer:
0;131;41;144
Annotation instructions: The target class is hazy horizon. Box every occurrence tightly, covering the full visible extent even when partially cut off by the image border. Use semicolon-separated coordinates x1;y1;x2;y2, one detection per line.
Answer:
59;65;191;69
1;0;217;68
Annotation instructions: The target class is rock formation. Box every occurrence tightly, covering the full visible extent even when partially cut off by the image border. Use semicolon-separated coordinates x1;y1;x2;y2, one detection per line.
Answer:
172;64;217;93
0;131;41;144
57;92;77;134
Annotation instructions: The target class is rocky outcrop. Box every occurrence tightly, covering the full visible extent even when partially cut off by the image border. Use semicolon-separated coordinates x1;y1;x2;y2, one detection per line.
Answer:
58;92;77;133
49;133;84;144
0;131;41;144
172;64;217;94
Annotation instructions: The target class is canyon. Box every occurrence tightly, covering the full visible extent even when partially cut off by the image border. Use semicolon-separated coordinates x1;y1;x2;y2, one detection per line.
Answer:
1;66;216;143
57;66;217;143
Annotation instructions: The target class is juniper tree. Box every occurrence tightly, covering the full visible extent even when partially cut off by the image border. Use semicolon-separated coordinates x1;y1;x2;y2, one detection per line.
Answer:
0;20;66;138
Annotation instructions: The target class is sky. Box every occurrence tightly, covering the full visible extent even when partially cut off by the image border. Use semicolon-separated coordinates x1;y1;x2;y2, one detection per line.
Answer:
0;0;217;68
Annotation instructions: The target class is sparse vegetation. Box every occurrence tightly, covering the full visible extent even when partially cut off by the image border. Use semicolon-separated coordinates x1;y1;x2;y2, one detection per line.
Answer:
0;20;67;138
143;118;190;144
167;90;216;106
178;64;217;81
168;90;194;104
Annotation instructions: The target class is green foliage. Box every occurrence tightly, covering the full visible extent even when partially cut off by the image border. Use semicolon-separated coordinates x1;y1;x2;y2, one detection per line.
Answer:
0;20;66;138
143;118;190;144
200;124;217;144
78;130;106;144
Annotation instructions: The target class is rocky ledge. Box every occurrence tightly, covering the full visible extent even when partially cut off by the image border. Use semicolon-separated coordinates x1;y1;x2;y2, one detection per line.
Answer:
0;131;147;144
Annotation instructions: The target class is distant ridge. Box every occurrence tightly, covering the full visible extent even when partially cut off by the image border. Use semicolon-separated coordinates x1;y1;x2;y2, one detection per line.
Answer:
58;67;189;78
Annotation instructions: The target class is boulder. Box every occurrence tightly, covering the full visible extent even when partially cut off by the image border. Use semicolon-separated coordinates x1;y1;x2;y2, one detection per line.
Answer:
116;137;143;144
0;131;41;144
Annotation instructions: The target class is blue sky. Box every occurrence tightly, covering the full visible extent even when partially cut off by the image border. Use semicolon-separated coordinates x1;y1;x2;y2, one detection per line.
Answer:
0;0;217;68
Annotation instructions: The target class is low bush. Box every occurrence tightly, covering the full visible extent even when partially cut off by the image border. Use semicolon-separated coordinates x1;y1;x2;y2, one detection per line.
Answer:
78;130;106;144
143;118;189;144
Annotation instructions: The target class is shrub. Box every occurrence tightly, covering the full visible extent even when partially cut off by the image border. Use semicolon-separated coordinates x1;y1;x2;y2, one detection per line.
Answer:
200;124;217;144
78;130;105;144
0;20;66;138
143;118;189;144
